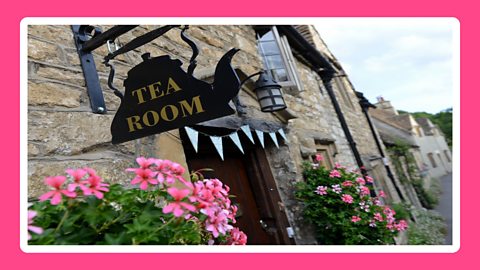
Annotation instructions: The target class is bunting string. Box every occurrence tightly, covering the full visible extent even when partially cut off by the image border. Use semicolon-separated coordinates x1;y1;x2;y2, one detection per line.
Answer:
184;125;288;160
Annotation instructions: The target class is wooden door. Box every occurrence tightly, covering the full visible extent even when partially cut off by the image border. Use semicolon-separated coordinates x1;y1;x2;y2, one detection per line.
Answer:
181;127;291;245
188;155;273;244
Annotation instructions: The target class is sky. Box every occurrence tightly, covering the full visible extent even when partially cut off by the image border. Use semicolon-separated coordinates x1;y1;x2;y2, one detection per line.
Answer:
313;18;457;114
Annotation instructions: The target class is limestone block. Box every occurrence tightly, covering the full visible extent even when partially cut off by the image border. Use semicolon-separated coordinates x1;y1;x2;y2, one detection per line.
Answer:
234;34;258;56
28;38;64;65
35;65;85;86
188;27;225;48
28;25;75;48
28;81;82;108
28;111;114;155
28;158;134;198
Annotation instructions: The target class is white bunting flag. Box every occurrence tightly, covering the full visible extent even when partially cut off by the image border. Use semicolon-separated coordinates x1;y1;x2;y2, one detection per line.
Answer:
229;132;244;154
277;128;289;143
209;136;224;160
241;125;255;144
185;127;199;153
269;132;279;148
255;130;265;148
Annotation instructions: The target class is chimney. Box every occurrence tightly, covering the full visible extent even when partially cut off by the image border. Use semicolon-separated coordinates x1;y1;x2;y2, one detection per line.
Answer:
375;96;398;115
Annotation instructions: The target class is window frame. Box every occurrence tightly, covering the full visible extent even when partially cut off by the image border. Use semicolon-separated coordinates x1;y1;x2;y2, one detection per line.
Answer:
257;26;303;91
427;152;438;168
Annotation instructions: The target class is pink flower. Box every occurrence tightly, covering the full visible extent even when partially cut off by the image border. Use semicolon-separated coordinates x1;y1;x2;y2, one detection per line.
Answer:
331;184;342;194
226;227;247;245
359;186;370;197
374;212;384;222
329;169;341;178
205;209;233;238
28;210;43;240
335;163;345;169
341;194;353;204
134;156;157;169
163;187;196;217
355;177;366;185
155;159;186;185
81;173;109;199
129;168;158;190
315;154;324;162
66;168;88;192
351;216;361;223
395;220;408;231
342;181;353;187
379;190;386;198
365;176;374;183
39;176;76;205
315;186;328;195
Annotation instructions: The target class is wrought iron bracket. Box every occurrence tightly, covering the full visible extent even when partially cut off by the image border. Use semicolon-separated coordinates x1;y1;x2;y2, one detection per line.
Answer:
72;25;107;114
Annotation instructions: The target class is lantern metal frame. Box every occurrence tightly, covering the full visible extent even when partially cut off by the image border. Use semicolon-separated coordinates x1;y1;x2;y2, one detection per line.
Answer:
239;71;287;113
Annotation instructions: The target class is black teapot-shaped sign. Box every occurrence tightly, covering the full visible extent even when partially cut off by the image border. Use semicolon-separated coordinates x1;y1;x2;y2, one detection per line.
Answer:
111;48;241;144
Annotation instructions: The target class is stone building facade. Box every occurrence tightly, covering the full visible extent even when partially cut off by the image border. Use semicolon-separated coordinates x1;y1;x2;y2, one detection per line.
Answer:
374;98;452;185
27;24;417;244
306;26;409;206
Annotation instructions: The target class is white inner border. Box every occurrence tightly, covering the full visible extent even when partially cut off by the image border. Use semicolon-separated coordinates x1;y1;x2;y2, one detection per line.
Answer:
20;17;460;253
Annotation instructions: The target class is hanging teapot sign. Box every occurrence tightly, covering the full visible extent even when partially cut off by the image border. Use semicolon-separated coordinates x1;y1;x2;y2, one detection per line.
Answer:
110;46;241;144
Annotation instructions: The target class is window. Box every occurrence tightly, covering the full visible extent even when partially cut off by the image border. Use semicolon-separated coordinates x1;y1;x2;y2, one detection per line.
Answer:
311;140;336;170
427;153;437;168
444;150;451;162
257;27;302;91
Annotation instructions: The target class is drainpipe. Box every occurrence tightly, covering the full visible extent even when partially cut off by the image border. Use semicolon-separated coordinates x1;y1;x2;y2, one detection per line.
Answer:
278;26;367;177
322;74;367;177
356;92;405;201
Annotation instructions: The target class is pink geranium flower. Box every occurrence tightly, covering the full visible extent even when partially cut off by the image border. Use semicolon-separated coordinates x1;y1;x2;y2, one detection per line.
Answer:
39;176;76;205
132;156;157;169
365;176;374;183
66;168;87;192
129;168;158;190
355;177;366;185
226;227;247;245
359;186;370;197
155;159;186;185
315;186;328;195
378;190;386;198
81;173;109;199
163;187;196;217
341;194;353;204
394;220;408;231
28;210;43;240
351;216;362;223
329;169;341;178
315;154;324;162
205;209;233;238
331;184;342;194
374;212;384;222
342;181;353;187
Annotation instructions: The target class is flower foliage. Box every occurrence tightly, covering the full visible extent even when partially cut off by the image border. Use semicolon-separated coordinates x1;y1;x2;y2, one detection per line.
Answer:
295;163;407;245
28;157;246;245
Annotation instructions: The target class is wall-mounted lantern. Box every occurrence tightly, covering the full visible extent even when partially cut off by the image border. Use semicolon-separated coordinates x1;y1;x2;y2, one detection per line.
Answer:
240;71;287;112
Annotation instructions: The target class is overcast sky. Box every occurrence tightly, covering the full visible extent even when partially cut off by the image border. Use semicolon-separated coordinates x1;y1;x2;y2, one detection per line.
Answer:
313;18;457;114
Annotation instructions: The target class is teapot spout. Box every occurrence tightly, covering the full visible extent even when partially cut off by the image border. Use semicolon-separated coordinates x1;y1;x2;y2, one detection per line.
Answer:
213;48;241;101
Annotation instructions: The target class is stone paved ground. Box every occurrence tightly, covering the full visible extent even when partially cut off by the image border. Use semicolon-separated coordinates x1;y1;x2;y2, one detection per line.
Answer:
434;173;453;245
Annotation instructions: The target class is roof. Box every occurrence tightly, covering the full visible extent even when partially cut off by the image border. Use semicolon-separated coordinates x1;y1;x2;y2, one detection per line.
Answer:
393;114;414;130
369;109;410;132
416;117;434;135
370;117;418;147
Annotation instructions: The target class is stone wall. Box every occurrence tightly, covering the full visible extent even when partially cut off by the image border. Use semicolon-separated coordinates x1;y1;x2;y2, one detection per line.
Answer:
28;24;365;244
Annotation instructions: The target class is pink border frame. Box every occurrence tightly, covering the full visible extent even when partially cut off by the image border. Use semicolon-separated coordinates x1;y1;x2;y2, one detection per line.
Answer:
6;0;475;268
